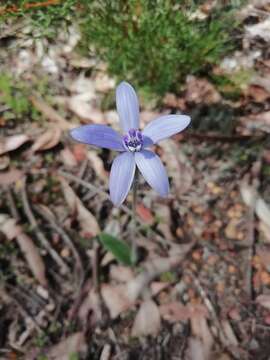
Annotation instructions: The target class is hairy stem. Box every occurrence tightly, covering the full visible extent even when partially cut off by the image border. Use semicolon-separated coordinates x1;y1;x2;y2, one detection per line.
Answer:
131;169;139;265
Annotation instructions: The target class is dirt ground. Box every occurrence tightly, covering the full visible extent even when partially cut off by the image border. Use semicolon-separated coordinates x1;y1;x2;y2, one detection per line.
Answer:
1;1;270;359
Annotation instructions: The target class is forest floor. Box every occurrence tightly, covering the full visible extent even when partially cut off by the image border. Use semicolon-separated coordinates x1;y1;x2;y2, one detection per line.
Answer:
0;1;270;359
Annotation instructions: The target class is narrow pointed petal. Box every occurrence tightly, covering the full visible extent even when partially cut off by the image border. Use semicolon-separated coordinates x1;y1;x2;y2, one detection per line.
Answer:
116;82;139;132
109;152;136;206
70;125;124;151
135;150;169;197
142;115;191;145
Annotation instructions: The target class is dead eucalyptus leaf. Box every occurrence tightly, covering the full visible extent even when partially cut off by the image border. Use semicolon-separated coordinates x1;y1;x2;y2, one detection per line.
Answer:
162;139;194;197
0;168;24;186
101;284;133;319
59;177;100;236
87;151;107;179
256;294;270;310
16;233;48;288
159;302;191;323
132;300;161;337
0;214;47;287
31;127;62;152
46;332;87;360
0;134;29;155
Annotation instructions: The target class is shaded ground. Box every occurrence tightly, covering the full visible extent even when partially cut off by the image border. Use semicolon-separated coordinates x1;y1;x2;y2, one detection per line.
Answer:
0;1;270;360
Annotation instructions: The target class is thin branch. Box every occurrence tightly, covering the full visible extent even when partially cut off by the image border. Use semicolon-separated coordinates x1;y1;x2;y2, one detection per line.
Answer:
20;178;69;275
34;204;84;288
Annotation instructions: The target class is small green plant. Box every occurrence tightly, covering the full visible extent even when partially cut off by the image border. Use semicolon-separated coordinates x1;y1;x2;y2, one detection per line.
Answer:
0;1;76;38
0;73;30;117
80;0;239;95
99;232;132;266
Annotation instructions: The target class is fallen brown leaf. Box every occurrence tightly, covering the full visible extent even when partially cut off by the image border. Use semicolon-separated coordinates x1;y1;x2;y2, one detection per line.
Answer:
16;233;48;288
190;304;213;359
136;203;155;225
256;294;270;310
0;134;29;155
87;151;107;179
159;302;191;323
46;332;87;360
31;127;62;152
0;168;24;186
0;214;47;287
101;284;133;319
59;177;100;236
131;299;161;337
60;147;78;168
161;140;194;197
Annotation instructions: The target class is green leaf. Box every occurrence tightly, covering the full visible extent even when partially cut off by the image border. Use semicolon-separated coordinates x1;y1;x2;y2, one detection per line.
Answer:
99;233;132;266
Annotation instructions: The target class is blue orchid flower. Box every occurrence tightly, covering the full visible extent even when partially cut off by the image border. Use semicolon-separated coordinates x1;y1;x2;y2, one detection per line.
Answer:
70;81;191;206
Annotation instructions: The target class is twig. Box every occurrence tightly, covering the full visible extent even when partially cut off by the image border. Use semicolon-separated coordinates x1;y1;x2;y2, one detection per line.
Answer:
93;241;100;292
34;204;84;288
20;178;69;275
0;0;60;15
185;270;242;359
59;170;133;216
74;158;88;191
5;187;20;221
0;285;42;333
29;94;71;130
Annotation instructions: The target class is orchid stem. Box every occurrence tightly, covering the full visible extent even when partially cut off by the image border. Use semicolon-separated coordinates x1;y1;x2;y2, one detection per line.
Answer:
131;169;138;265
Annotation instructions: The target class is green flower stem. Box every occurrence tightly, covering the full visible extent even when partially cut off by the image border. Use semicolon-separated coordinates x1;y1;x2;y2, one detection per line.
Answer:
131;169;139;265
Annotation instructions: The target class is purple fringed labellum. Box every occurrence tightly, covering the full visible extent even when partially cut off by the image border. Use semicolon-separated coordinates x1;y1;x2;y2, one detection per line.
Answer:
123;129;143;152
70;81;191;206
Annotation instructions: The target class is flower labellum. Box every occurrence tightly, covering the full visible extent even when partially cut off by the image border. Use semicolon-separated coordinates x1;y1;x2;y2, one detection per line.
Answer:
70;81;191;206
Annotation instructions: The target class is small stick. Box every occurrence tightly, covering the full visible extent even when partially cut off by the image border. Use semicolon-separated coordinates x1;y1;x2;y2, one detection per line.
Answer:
0;0;60;15
34;204;84;288
5;187;20;221
20;178;69;275
59;170;133;216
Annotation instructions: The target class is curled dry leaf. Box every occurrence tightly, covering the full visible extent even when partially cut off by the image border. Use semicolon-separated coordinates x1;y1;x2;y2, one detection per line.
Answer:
16;233;48;288
59;177;100;236
46;332;87;360
0;134;29;155
101;284;133;319
136;204;155;225
132;300;161;337
78;288;102;326
0;168;24;186
190;304;213;360
31;127;62;152
87;151;107;179
0;214;47;288
256;294;270;310
241;183;270;228
161;139;194;197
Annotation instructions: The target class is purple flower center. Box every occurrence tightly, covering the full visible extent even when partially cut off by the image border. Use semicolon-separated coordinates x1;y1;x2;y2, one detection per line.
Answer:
123;128;143;152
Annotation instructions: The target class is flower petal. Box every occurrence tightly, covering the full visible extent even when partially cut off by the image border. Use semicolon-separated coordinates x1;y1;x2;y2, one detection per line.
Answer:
142;115;191;145
109;152;136;206
116;82;139;132
70;125;124;151
135;150;169;197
